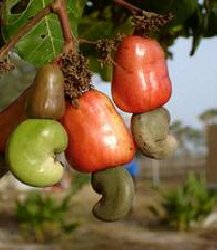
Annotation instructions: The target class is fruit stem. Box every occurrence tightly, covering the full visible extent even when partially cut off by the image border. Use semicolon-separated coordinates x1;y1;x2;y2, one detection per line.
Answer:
114;0;173;36
52;0;75;53
113;0;162;17
113;0;142;14
0;5;52;59
78;39;99;45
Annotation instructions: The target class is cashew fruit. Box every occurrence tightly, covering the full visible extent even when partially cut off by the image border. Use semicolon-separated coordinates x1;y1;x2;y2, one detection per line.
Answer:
62;90;135;173
6;119;68;187
26;64;65;119
131;107;177;159
91;167;135;222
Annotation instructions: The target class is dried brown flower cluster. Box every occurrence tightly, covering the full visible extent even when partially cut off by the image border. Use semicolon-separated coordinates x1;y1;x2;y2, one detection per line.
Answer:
60;51;93;104
133;12;173;36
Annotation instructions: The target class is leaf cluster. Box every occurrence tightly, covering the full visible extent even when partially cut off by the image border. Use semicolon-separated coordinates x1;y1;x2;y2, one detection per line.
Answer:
14;172;90;243
1;0;86;65
78;0;217;78
1;0;217;108
149;173;217;231
2;0;217;80
80;0;217;59
15;191;77;243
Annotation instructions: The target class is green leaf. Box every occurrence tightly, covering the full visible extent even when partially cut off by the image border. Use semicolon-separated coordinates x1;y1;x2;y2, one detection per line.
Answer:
140;0;198;25
80;19;114;41
156;172;217;231
2;0;86;66
88;58;112;82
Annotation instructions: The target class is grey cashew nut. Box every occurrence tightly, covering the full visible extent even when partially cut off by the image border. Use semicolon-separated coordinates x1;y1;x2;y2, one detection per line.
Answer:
91;167;135;222
131;107;178;159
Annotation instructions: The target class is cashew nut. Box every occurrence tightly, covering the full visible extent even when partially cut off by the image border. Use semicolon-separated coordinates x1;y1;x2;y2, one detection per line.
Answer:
91;167;135;222
131;107;177;159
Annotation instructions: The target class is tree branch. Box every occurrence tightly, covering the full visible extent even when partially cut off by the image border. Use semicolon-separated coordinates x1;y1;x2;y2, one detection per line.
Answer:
113;0;142;14
113;0;161;17
0;5;52;59
52;0;75;53
113;0;173;36
0;0;75;59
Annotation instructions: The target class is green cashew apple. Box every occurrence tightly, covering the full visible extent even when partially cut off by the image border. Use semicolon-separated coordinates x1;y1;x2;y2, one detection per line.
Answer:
6;119;68;187
91;167;135;222
131;107;177;159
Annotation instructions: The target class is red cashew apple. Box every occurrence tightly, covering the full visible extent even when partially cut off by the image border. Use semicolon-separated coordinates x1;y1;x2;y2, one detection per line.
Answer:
61;89;135;172
112;35;172;113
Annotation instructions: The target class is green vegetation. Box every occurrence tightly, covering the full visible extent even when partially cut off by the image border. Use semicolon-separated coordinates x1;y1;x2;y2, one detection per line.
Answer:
15;172;90;243
2;0;217;110
149;173;217;231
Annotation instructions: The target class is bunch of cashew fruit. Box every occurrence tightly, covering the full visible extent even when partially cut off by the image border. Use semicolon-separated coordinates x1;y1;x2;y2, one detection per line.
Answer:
0;35;177;222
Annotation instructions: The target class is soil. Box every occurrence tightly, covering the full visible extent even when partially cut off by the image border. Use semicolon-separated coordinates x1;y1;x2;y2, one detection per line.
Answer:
0;178;217;250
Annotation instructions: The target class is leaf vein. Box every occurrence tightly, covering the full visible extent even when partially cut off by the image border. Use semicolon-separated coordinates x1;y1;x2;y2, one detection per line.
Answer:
43;0;56;56
25;39;47;59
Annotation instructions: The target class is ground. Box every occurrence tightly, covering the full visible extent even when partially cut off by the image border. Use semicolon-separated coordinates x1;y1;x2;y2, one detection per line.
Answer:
0;176;217;250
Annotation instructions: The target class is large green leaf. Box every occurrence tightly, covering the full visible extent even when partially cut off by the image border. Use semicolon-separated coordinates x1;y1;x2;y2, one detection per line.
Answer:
2;0;86;65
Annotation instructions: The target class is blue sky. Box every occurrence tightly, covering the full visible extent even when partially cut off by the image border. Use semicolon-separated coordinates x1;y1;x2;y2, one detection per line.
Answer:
167;37;217;128
95;37;217;129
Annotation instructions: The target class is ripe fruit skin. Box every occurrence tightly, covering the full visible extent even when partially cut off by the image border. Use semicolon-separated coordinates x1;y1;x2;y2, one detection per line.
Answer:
26;64;65;119
61;90;135;172
6;119;68;187
0;89;28;152
112;35;172;113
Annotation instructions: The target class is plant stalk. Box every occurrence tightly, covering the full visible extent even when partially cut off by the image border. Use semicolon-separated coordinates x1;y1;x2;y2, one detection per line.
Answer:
113;0;161;17
0;5;52;59
52;0;75;53
113;0;142;14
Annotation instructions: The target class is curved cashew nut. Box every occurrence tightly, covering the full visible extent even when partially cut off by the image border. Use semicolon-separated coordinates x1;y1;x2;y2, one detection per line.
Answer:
131;107;177;159
91;167;135;222
141;134;178;159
